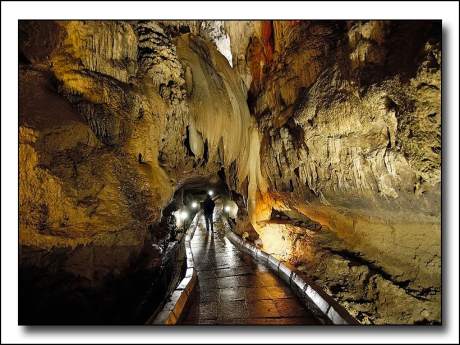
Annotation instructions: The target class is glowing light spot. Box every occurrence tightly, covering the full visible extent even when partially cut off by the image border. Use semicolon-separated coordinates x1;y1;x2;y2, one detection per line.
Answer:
208;190;214;196
224;205;231;212
191;201;198;209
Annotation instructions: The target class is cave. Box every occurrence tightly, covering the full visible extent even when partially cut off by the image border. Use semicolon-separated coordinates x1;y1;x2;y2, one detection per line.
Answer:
17;19;441;326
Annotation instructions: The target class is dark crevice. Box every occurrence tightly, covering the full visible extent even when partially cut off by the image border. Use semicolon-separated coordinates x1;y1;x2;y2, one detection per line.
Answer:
183;126;195;158
269;209;323;231
201;139;209;166
293;167;300;179
285;117;306;150
217;167;226;184
19;50;31;65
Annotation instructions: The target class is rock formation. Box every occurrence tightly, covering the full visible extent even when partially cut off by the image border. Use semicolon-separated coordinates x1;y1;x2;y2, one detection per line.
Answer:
19;20;441;324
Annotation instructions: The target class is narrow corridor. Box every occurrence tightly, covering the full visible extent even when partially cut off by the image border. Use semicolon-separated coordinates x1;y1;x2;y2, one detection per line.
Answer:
180;210;320;325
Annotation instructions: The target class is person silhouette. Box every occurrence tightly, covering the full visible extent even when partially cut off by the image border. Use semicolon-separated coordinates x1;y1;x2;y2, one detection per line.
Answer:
203;194;215;233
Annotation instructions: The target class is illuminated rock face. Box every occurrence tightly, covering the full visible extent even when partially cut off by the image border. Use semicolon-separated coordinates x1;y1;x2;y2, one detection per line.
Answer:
19;20;266;323
19;20;440;324
227;20;441;324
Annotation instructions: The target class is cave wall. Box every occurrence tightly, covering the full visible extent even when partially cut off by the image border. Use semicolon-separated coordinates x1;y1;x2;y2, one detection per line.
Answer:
225;20;441;324
18;20;265;323
18;20;441;325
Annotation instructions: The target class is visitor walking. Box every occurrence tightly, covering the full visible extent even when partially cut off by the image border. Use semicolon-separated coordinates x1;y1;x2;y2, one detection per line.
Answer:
203;194;215;233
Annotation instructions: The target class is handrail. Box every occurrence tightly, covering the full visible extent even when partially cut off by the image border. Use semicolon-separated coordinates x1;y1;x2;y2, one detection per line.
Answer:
224;221;360;325
147;213;200;325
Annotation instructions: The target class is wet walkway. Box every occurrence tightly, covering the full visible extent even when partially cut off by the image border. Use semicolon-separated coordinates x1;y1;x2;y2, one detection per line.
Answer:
180;210;320;325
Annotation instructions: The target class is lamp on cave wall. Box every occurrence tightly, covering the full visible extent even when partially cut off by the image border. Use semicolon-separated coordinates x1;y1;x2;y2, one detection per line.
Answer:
208;190;214;196
223;200;238;219
174;209;189;228
191;201;198;209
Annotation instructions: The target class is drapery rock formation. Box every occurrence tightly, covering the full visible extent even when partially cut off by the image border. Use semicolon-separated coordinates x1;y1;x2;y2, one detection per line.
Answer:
19;20;441;324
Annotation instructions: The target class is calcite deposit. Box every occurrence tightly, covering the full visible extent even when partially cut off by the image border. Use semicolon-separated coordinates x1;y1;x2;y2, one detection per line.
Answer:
19;20;441;325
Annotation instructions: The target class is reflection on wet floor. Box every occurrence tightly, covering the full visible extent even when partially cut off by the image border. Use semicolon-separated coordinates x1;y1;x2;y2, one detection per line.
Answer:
180;211;320;325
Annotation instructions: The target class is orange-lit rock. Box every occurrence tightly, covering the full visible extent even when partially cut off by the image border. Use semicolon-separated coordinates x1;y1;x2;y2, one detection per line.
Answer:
223;20;441;324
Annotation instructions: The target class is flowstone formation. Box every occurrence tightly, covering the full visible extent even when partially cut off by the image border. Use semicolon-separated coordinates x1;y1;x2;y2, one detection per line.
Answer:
19;20;441;325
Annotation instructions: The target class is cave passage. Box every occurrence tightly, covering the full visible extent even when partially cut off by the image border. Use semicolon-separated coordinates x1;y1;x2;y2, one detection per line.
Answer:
180;208;320;325
17;19;441;326
164;178;320;325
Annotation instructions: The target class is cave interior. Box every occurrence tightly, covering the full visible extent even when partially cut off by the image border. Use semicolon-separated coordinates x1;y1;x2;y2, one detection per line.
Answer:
18;20;441;325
